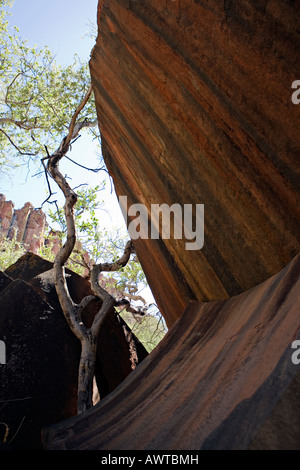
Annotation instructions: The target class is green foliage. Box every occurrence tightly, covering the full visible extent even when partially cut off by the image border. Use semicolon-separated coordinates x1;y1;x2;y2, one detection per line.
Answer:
0;0;97;172
120;309;168;353
46;188;168;352
48;184;104;239
0;230;25;270
38;232;87;277
46;184;148;298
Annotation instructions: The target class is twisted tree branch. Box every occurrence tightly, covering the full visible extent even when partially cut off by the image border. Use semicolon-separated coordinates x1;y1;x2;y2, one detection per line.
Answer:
45;84;135;413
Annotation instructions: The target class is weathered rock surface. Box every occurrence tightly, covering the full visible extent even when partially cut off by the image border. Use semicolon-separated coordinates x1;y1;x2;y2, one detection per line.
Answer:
90;0;300;327
43;253;300;450
0;253;148;449
0;194;46;252
0;276;79;449
22;208;46;253
0;194;99;276
0;194;14;238
8;202;34;243
4;252;53;281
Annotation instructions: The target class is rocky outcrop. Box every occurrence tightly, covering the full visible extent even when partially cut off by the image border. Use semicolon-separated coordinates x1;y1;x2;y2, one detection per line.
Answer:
89;0;300;327
9;202;34;243
0;195;95;276
0;253;148;449
0;194;14;238
0;194;47;253
43;253;300;450
22;208;47;253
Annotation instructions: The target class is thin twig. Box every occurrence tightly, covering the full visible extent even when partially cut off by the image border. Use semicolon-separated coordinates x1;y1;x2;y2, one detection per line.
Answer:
66;84;93;144
0;128;36;156
40;150;55;207
7;416;26;445
0;397;32;403
64;155;105;173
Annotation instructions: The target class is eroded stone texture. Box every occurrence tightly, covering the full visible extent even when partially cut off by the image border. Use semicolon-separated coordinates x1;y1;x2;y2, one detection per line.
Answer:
8;202;33;242
43;253;300;450
0;194;45;252
22;208;46;252
89;0;300;326
0;194;14;238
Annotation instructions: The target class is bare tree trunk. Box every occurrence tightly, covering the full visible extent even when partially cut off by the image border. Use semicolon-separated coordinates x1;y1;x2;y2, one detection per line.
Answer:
44;84;135;414
78;333;97;413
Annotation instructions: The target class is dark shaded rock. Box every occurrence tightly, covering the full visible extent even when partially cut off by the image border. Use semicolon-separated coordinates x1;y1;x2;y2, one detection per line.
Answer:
4;252;53;282
29;268;148;398
0;278;79;449
0;271;12;294
248;366;300;450
0;253;148;449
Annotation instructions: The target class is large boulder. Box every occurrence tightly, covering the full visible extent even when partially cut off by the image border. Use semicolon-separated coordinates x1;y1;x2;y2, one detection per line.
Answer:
0;276;79;450
0;253;148;449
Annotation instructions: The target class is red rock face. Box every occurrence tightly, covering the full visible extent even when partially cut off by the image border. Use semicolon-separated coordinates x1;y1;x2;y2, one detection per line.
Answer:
0;196;62;258
0;194;46;252
10;202;34;242
89;0;300;327
0;194;14;237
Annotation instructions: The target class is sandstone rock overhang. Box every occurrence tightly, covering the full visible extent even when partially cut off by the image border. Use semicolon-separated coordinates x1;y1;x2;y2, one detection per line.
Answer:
89;0;300;327
43;252;300;450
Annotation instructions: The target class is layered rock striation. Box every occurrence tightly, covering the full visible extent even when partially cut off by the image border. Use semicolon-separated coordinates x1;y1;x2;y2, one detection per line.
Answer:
0;253;148;449
90;0;300;327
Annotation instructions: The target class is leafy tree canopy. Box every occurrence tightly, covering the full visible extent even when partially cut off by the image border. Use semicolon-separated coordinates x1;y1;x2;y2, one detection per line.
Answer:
0;0;97;172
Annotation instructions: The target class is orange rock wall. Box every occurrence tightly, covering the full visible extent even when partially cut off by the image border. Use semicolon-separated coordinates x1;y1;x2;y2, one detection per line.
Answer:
90;0;300;326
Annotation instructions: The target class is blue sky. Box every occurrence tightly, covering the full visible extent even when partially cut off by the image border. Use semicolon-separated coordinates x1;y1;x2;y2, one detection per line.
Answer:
9;0;97;65
1;0;125;230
